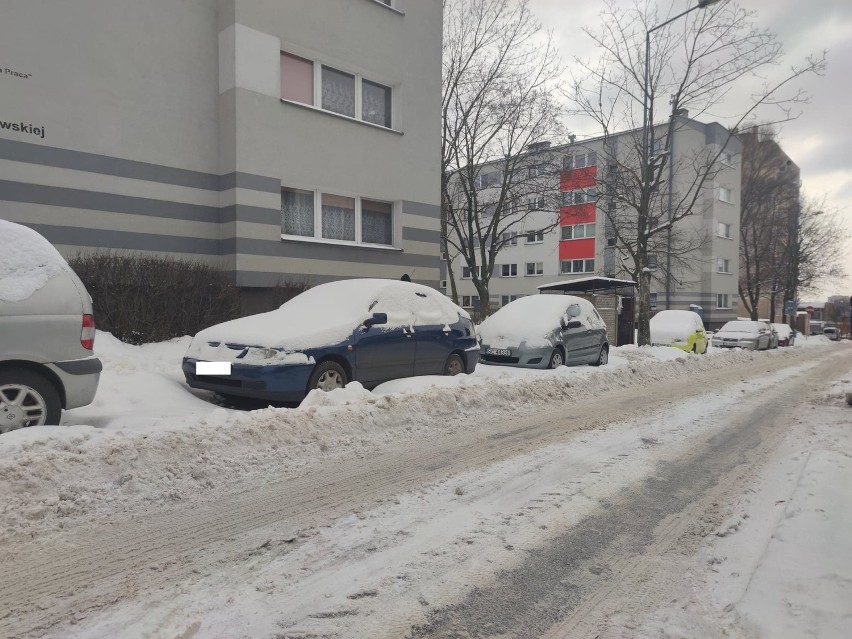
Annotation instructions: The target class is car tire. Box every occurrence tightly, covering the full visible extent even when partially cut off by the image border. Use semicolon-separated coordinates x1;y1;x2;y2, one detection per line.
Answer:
591;344;609;367
691;344;697;354
548;348;564;369
0;368;62;432
308;361;348;392
443;353;465;376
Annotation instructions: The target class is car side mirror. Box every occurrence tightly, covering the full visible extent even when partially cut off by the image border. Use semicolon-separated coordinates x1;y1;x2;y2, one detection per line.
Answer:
363;312;387;328
565;320;582;329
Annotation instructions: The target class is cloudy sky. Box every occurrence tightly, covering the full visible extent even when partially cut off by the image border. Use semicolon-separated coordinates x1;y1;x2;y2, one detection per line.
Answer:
529;0;852;299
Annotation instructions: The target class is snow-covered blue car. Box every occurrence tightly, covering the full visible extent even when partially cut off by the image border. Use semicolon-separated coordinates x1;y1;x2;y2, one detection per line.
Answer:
182;279;478;403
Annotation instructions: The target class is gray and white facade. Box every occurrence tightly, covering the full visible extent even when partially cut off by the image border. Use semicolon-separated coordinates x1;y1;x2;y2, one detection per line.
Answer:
1;0;441;309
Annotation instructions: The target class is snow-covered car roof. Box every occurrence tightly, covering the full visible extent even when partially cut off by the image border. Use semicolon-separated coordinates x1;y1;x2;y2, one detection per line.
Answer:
0;219;70;303
650;310;703;342
772;323;793;336
478;294;603;348
191;279;467;351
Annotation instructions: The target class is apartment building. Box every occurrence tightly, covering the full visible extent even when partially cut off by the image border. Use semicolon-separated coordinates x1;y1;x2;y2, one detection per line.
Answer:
445;114;742;328
0;0;441;311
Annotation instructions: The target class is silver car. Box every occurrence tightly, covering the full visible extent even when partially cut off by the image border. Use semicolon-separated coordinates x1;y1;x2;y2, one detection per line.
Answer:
478;294;609;368
1;220;102;432
711;320;772;351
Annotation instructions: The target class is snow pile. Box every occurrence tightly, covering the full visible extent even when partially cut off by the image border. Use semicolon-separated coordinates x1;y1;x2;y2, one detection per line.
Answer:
0;332;813;542
0;219;69;302
478;294;603;348
186;279;467;358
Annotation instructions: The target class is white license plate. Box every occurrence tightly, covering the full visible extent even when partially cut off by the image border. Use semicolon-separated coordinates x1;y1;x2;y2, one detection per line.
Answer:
486;348;511;356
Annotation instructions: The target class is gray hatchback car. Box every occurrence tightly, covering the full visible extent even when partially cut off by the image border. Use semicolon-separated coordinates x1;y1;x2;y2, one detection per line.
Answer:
478;294;609;368
1;220;102;432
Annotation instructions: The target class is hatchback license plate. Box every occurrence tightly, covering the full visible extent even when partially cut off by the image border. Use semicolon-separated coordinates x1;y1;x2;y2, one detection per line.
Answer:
486;348;511;356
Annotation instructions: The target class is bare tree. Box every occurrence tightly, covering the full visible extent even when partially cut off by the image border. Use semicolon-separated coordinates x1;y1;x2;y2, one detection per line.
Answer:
567;0;826;344
737;126;800;321
787;195;847;303
442;0;565;316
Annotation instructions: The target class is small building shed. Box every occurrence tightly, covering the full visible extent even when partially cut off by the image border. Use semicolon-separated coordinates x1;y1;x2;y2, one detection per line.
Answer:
537;277;637;346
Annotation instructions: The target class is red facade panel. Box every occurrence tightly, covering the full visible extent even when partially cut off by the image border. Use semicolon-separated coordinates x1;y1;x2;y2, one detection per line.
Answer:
560;204;596;225
559;238;596;260
560;166;596;191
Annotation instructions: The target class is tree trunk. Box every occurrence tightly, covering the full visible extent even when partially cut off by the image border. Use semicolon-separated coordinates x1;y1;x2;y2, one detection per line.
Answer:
636;273;652;346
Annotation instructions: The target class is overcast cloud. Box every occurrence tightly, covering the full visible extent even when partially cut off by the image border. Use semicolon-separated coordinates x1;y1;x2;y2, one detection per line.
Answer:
529;0;852;298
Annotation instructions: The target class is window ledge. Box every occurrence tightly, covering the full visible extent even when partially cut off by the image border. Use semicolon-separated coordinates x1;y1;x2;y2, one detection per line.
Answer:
716;234;734;240
281;98;403;135
368;0;405;16
281;234;402;251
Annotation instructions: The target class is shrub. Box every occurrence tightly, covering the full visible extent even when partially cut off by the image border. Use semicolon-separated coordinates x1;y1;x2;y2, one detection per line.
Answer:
69;252;241;344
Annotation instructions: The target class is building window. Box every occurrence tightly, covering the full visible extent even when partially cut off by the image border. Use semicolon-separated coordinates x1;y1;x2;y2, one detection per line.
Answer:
650;292;658;308
527;196;546;211
720;151;734;166
282;52;393;129
440;279;447;289
321;193;356;241
716;293;731;309
525;261;544;276
525;231;544;244
562;187;598;206
719;187;733;204
501;232;518;246
461;265;486;279
361;199;393;245
500;263;518;277
561;223;596;240
563;152;597;170
475;171;502;190
362;80;392;128
718;222;733;238
461;295;480;308
717;258;731;273
282;188;395;246
280;53;314;105
528;164;548;178
647;253;658;270
560;259;595;274
281;187;315;237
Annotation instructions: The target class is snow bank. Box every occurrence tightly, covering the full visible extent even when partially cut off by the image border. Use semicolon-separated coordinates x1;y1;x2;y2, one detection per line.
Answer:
0;331;818;543
0;219;69;302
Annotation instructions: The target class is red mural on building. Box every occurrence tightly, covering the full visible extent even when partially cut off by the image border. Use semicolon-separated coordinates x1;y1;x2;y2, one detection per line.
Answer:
560;165;597;261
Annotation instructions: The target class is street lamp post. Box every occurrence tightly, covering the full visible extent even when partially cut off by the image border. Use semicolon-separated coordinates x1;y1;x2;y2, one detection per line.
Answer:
641;0;724;309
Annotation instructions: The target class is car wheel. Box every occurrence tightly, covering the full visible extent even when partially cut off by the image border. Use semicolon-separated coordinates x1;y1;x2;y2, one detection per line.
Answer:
592;344;609;367
443;353;465;376
308;361;348;392
548;348;564;369
0;369;62;432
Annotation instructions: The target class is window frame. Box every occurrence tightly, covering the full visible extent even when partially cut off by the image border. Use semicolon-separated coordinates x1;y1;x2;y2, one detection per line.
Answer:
280;187;398;248
500;263;518;278
716;293;731;309
717;222;733;239
719;186;734;204
280;50;395;131
525;261;544;276
525;231;544;244
560;258;595;274
717;258;731;274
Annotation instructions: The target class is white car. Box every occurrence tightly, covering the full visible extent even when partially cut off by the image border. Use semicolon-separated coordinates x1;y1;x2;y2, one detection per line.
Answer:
711;320;772;351
1;220;102;431
823;326;840;341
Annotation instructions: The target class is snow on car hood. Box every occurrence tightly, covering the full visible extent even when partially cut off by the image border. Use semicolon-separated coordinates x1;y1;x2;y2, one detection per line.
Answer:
186;279;467;360
650;310;700;343
478;294;603;349
0;219;71;302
